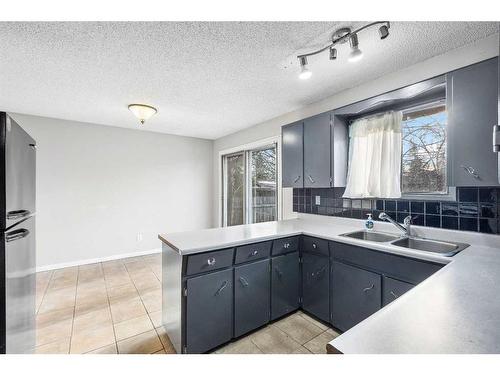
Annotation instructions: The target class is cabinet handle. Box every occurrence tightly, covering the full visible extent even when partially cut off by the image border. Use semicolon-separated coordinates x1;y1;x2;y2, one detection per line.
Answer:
461;165;480;179
389;291;399;299
207;257;216;266
308;175;315;184
274;267;283;279
283;243;290;249
214;281;228;296
312;265;327;278
293;175;301;183
363;284;375;293
5;228;30;242
239;276;249;287
249;250;259;257
312;243;317;249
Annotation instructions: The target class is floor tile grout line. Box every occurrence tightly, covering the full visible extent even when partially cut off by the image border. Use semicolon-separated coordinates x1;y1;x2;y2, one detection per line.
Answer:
102;260;120;354
67;266;81;354
36;270;54;315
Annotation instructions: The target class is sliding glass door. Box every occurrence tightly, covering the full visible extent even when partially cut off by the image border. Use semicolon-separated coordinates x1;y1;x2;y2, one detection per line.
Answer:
222;143;278;227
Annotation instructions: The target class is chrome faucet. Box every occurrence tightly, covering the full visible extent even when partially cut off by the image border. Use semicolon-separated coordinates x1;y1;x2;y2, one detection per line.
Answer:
379;212;412;237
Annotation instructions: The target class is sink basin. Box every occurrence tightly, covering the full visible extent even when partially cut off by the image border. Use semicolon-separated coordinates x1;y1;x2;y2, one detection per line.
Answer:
391;237;469;256
340;230;399;242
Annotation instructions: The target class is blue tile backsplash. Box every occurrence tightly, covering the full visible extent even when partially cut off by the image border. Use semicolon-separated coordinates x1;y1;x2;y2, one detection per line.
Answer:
293;187;500;234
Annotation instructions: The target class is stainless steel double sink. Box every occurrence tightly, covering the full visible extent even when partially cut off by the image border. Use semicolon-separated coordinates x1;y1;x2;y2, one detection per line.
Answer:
339;230;469;257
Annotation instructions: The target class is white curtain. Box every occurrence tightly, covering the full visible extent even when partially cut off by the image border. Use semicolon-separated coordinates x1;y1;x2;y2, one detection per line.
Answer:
343;111;403;199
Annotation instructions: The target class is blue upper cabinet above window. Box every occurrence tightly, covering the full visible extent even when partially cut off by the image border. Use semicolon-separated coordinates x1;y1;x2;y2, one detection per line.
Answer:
447;57;499;186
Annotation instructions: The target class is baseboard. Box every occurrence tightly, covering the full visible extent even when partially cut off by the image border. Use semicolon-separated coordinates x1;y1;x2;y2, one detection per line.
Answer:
36;248;162;272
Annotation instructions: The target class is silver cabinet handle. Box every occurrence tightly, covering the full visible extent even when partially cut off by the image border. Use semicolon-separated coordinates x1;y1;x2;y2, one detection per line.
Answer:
461;165;480;179
7;210;32;220
363;284;375;293
390;291;399;299
493;124;500;152
274;267;283;279
5;228;30;242
311;265;327;278
250;250;259;257
293;175;301;183
307;174;315;183
239;276;249;287
312;243;317;249
29;143;37;150
214;281;228;296
283;243;290;249
207;257;216;266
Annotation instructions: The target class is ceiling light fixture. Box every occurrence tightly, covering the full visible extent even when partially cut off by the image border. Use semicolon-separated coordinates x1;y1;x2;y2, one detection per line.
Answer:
298;56;312;80
348;33;363;63
296;21;390;77
128;103;158;125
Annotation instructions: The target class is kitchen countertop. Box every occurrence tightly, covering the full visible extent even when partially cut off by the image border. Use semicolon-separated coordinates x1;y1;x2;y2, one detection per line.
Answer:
158;215;500;353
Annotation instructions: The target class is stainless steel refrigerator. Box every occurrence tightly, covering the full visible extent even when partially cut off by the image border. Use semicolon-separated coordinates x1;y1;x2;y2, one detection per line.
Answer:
1;112;36;354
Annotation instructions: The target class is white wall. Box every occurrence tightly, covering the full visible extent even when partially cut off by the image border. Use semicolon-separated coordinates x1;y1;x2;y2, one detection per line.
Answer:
212;33;500;226
11;114;213;270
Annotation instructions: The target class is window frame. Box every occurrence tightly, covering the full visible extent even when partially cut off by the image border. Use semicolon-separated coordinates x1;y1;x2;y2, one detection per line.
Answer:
220;137;281;227
400;99;455;200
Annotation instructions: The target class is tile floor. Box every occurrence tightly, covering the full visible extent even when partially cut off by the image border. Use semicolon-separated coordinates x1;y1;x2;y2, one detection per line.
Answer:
35;253;339;354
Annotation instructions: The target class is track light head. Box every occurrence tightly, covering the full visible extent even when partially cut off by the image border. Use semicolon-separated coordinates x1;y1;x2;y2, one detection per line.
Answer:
298;56;312;80
329;47;337;60
379;24;390;39
348;33;363;62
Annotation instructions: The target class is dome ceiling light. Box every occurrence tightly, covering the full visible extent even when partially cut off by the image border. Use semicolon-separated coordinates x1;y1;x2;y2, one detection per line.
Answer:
128;103;158;125
296;21;390;80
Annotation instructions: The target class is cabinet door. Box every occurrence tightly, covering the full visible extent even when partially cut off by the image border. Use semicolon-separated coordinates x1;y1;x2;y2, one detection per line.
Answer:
185;268;233;353
282;121;304;188
331;261;381;332
234;259;271;337
301;253;330;322
304;112;332;187
271;252;300;320
382;276;414;307
448;57;499;186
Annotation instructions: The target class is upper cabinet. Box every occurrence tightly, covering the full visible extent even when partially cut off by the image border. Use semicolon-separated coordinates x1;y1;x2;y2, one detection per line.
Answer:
282;121;304;188
447;57;499;186
282;112;348;188
303;112;332;188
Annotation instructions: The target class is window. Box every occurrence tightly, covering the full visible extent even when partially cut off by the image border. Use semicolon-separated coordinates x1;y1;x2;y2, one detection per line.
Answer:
401;103;447;195
222;143;278;226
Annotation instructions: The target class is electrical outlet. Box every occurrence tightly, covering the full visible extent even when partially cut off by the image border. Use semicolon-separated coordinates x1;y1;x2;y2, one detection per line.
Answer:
315;196;321;205
137;232;143;242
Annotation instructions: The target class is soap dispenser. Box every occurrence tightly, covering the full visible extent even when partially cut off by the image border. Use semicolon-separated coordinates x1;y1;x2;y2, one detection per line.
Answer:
365;213;374;230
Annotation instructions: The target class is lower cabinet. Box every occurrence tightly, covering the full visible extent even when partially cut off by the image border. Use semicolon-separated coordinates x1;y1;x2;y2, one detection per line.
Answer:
382;276;414;307
331;261;381;332
185;268;233;354
271;252;300;320
234;259;271;337
301;253;330;322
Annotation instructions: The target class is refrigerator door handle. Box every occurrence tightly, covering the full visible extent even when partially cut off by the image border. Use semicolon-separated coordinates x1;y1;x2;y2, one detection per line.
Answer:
6;210;32;220
5;228;30;242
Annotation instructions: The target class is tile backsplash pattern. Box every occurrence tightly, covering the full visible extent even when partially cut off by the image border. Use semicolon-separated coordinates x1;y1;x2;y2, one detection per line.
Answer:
293;187;500;234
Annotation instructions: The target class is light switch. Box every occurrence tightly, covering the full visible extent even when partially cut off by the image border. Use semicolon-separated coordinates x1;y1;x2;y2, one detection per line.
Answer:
315;196;321;205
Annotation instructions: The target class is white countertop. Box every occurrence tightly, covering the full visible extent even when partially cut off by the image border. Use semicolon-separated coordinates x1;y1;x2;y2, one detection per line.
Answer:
158;214;500;353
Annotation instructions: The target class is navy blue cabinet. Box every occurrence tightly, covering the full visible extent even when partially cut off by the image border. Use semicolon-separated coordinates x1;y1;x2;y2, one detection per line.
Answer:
382;276;414;306
303;112;332;188
331;261;381;332
271;252;300;320
301;252;330;322
234;259;271;337
282;121;304;188
185;268;233;353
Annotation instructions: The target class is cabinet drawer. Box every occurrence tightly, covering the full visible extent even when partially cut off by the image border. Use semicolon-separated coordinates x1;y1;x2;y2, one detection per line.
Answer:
234;241;271;264
185;248;234;276
302;236;329;256
331;242;442;285
382;277;414;307
272;236;300;256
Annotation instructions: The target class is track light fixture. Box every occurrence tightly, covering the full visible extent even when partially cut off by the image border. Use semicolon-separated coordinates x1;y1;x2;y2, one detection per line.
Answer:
297;21;390;78
298;56;312;80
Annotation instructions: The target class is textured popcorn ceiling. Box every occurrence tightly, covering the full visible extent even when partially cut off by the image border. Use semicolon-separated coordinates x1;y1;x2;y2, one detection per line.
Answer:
0;22;498;139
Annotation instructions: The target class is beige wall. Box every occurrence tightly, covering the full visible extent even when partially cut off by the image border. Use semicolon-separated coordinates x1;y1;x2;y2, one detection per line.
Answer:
212;33;500;226
12;114;214;270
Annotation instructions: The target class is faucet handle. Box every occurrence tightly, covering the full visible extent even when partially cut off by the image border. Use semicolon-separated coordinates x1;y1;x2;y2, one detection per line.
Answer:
378;212;387;220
